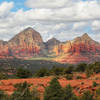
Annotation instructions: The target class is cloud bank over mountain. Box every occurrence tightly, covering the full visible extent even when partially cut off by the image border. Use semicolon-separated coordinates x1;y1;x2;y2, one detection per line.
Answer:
0;0;100;42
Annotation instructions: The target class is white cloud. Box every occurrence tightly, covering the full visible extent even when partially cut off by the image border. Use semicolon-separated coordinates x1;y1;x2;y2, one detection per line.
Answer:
0;0;100;42
73;22;89;30
0;2;13;18
25;0;100;22
25;0;71;9
92;20;100;31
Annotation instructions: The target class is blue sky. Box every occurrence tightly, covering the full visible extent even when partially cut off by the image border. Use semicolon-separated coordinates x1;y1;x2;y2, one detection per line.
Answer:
0;0;29;11
0;0;100;42
0;0;89;11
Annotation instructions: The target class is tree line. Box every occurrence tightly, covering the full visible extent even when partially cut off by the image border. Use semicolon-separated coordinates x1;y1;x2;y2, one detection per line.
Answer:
1;62;100;80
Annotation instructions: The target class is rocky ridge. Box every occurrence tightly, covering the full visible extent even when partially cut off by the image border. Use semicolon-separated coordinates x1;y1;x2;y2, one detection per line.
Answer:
0;27;100;64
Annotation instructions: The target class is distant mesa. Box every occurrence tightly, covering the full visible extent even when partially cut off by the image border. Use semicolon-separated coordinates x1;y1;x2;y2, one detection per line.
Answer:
0;27;100;64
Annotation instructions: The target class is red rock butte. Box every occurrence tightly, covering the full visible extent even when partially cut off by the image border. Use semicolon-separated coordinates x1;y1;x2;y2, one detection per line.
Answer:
0;27;100;64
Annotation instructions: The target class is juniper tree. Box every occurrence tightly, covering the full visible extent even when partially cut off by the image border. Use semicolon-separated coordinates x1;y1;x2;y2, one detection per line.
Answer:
44;78;64;100
64;84;78;100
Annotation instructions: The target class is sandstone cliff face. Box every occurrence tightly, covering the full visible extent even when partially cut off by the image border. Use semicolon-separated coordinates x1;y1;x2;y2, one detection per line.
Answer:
0;27;45;58
0;27;100;64
45;38;61;54
8;27;45;57
0;40;10;58
53;33;100;64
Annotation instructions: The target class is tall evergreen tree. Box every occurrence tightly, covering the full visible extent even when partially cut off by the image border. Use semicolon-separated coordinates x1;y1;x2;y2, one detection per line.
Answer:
64;84;78;100
80;91;94;100
0;90;9;100
31;88;40;100
44;78;64;100
11;82;32;100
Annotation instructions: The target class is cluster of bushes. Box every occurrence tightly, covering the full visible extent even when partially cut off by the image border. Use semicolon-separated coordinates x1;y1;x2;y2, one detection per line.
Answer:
44;78;100;100
34;66;74;78
44;78;78;100
1;62;100;79
0;73;8;80
16;68;32;78
1;78;100;100
35;62;100;78
0;81;40;100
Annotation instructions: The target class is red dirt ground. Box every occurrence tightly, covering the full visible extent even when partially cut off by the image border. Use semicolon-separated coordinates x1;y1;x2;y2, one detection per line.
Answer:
0;74;100;99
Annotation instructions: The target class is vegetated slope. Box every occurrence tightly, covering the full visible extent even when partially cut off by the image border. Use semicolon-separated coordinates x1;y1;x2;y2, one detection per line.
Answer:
0;59;68;74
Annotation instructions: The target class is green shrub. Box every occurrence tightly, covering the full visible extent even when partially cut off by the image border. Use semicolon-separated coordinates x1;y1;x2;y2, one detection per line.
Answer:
76;63;87;72
11;81;40;100
63;65;74;74
50;66;64;76
93;81;98;87
86;68;93;78
96;88;100;95
16;68;32;78
63;84;78;100
35;68;49;77
65;74;73;80
76;76;82;79
0;73;8;80
0;90;9;100
31;88;40;100
80;90;94;100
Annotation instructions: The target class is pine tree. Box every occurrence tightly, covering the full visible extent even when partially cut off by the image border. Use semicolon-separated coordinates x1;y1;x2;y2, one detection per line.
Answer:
80;90;94;100
0;90;9;100
11;82;33;100
64;84;78;100
96;88;100;100
31;88;40;100
43;78;64;100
